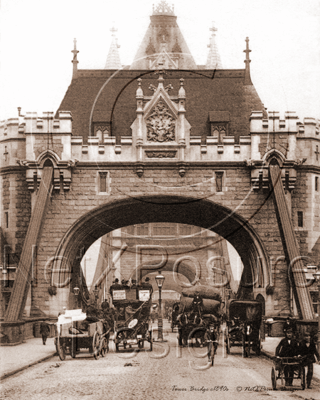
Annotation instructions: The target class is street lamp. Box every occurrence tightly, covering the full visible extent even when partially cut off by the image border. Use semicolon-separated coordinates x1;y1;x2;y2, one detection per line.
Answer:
73;286;80;309
311;269;320;355
93;285;99;307
305;265;320;355
155;271;165;341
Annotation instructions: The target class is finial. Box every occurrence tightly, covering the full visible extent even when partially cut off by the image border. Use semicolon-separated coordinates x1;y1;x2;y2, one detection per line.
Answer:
244;37;252;85
244;37;251;62
71;38;79;79
209;22;218;35
179;78;185;98
153;1;175;16
136;78;143;98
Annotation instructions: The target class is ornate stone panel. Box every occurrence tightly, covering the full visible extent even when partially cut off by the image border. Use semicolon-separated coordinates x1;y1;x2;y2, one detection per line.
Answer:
145;150;177;158
146;100;175;142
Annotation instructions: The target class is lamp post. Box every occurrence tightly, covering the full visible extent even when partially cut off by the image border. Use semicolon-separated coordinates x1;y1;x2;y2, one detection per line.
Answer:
155;271;165;341
305;265;320;355
93;285;99;307
312;271;320;355
73;286;80;309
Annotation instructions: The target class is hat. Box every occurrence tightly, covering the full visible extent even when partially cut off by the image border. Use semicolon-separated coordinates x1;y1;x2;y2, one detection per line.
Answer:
115;278;119;283
145;277;150;282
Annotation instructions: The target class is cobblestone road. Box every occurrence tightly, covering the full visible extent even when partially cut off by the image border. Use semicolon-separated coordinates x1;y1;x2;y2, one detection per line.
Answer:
1;324;320;400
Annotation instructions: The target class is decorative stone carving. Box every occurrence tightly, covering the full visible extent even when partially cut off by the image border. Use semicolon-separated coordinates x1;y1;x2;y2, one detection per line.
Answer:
211;124;226;141
145;150;177;158
94;123;109;141
153;1;174;15
146;100;175;142
149;84;157;92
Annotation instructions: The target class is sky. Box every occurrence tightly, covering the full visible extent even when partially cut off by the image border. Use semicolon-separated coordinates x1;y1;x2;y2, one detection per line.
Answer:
0;0;319;122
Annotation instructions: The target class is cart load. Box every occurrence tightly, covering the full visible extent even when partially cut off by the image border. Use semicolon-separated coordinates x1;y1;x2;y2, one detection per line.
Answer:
228;300;262;322
181;285;222;302
180;296;221;315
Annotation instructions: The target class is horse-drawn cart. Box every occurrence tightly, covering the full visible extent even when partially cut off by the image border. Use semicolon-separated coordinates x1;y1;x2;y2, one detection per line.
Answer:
55;309;110;360
225;300;262;357
111;283;153;351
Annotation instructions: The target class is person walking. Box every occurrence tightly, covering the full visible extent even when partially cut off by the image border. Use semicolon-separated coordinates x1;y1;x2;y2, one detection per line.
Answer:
40;321;50;345
299;332;320;389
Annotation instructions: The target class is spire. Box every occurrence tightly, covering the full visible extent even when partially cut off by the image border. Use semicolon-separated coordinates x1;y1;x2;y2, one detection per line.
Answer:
244;37;252;85
71;38;79;79
130;1;197;69
206;23;222;69
152;1;175;15
105;27;122;69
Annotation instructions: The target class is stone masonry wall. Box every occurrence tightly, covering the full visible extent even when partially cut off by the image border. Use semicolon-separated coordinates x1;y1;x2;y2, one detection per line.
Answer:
1;171;31;256
28;165;291;317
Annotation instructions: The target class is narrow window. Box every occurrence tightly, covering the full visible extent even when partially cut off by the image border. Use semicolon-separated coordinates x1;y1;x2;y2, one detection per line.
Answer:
215;171;224;192
99;172;107;193
297;211;303;228
315;176;318;192
4;212;8;228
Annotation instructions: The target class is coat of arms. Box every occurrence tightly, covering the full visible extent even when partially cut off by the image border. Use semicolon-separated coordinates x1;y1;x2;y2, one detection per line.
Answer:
146;100;175;142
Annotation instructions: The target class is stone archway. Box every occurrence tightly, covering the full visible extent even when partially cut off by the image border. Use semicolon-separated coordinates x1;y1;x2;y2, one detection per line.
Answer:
51;195;270;310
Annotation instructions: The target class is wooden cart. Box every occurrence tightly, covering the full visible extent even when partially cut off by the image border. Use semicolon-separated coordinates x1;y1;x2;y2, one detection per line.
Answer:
55;309;110;360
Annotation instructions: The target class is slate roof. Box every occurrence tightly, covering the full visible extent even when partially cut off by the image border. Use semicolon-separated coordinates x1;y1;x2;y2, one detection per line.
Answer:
56;69;266;144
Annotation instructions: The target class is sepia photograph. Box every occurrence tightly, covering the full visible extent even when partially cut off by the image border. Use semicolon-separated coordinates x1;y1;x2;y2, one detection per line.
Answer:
0;0;320;398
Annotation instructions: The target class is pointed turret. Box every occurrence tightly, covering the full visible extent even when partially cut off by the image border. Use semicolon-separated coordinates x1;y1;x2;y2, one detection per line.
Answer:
71;38;79;79
105;27;122;69
130;1;197;70
244;37;252;85
206;23;222;69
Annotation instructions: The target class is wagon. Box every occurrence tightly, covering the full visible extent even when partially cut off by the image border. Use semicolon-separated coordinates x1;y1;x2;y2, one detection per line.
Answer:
225;300;262;357
271;356;306;390
55;309;110;360
111;283;153;351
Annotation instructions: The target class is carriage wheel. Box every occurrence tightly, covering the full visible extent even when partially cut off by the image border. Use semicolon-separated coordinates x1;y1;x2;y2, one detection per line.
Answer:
70;341;77;358
92;331;100;359
226;337;230;354
300;366;305;390
271;367;277;390
242;335;247;358
56;337;66;361
100;338;107;357
210;342;215;366
255;339;261;356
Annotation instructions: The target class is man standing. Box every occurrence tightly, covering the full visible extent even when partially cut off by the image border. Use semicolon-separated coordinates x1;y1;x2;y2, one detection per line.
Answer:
40;321;50;345
177;312;188;347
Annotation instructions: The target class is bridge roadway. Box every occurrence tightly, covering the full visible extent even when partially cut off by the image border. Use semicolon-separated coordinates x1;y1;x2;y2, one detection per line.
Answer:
1;321;320;400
